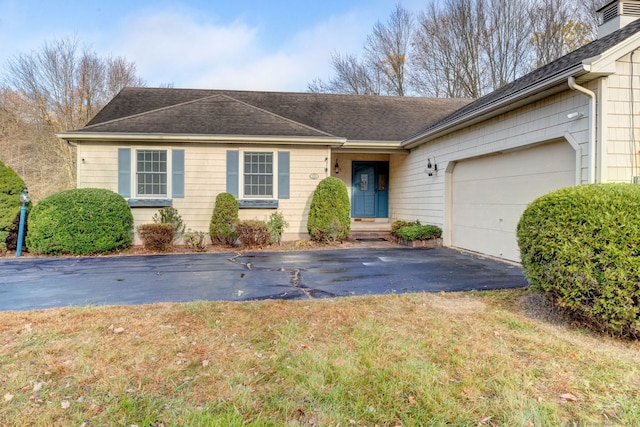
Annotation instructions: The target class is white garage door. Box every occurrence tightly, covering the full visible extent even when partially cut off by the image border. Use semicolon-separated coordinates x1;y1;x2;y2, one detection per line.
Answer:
451;141;576;262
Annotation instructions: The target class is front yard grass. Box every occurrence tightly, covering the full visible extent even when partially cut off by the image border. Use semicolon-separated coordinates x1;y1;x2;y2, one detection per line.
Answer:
1;289;639;426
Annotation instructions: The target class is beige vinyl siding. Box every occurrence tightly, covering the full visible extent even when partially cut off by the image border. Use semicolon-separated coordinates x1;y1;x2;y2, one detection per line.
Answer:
77;144;119;192
77;142;331;242
604;49;640;182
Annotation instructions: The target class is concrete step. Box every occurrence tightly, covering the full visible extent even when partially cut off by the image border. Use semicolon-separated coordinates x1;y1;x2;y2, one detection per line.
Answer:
349;231;392;241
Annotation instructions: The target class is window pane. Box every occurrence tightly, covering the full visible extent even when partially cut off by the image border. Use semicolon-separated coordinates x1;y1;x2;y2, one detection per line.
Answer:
243;151;273;198
136;150;168;196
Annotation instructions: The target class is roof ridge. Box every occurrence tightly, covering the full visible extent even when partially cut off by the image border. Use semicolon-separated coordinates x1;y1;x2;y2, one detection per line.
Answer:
80;93;226;130
82;92;336;137
123;85;435;101
217;94;337;137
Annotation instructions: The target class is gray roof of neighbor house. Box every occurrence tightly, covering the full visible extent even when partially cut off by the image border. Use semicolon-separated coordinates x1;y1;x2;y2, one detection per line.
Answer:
74;88;471;142
405;17;640;146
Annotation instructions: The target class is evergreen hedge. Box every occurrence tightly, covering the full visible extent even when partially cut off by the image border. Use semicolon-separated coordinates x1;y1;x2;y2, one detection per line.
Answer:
390;220;442;241
307;177;351;242
517;184;640;339
27;188;133;255
210;192;239;245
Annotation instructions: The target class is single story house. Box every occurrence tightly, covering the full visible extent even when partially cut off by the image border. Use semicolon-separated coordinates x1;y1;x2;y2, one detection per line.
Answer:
59;0;640;262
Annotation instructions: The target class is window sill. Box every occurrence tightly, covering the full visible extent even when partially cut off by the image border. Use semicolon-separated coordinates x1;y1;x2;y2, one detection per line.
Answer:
128;199;173;208
238;199;279;209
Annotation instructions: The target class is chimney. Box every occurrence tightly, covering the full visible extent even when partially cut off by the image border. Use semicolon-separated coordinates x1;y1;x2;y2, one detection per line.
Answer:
598;0;640;38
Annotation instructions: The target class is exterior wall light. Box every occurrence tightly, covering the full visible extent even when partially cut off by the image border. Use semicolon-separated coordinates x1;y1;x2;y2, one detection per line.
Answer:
334;159;340;174
426;158;438;176
16;188;30;257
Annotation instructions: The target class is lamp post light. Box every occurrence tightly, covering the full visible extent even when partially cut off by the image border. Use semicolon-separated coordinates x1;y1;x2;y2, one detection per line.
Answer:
15;188;30;257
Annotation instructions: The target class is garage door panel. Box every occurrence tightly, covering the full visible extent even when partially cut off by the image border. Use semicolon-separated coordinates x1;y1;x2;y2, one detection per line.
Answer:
453;203;526;234
454;204;527;230
453;174;571;205
452;225;516;260
454;145;575;181
451;141;576;261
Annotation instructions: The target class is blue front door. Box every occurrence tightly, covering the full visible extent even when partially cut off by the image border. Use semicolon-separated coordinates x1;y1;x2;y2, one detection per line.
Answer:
352;161;389;218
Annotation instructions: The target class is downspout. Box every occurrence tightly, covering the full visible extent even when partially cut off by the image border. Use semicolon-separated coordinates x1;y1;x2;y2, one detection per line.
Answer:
568;76;597;183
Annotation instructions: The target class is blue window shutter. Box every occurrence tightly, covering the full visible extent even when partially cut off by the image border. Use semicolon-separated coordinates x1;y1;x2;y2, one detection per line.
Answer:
226;150;239;197
172;149;185;198
118;148;131;197
278;151;290;199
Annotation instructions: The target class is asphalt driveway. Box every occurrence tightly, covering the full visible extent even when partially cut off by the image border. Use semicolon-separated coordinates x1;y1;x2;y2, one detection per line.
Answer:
0;247;528;310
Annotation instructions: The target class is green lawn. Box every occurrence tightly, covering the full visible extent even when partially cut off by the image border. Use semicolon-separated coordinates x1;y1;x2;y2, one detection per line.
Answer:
0;289;638;426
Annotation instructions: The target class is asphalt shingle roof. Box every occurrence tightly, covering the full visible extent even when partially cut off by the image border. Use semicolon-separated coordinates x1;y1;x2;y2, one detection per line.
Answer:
82;88;471;142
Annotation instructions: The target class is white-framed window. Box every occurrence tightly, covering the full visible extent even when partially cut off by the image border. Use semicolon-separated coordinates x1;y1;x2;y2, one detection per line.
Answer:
118;147;184;201
243;151;274;198
225;149;289;203
136;149;167;197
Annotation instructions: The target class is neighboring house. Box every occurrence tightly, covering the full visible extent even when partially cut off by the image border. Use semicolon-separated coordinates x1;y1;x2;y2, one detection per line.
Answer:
58;0;640;262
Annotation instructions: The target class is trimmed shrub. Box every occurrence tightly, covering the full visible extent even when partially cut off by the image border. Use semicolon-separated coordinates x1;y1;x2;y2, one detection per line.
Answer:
307;177;351;242
137;223;174;252
0;160;29;252
236;219;271;248
517;183;640;339
390;220;413;235
27;188;133;255
267;211;289;245
152;206;185;242
210;192;239;246
184;229;208;252
391;220;442;241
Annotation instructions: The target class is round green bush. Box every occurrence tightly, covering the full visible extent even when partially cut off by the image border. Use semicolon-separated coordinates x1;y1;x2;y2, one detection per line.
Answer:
307;177;351;242
517;183;640;338
210;192;239;245
27;188;133;255
0;160;29;251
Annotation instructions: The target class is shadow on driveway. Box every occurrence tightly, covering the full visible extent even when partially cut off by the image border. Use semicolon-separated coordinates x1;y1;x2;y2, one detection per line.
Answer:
0;247;528;311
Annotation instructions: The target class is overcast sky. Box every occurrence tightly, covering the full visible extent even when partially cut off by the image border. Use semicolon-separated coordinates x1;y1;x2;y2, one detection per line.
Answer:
0;0;424;92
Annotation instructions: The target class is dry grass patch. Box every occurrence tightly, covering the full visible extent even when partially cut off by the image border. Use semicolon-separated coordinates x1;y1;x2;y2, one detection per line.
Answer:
0;290;639;426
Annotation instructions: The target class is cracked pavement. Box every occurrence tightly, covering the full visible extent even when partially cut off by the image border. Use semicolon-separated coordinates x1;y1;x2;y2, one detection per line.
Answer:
0;247;527;310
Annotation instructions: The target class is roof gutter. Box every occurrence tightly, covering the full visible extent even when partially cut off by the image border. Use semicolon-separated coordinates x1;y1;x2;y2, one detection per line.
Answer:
56;132;347;147
402;65;589;149
335;140;409;154
568;76;597;183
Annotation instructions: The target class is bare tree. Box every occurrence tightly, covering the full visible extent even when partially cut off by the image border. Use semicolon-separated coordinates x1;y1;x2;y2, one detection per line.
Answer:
530;0;594;68
3;37;145;191
413;0;488;98
364;3;414;96
307;52;380;95
484;0;531;89
0;86;63;200
578;0;605;40
310;0;598;98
